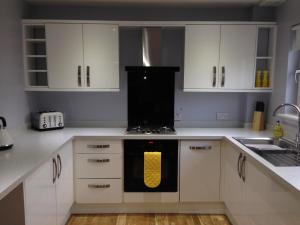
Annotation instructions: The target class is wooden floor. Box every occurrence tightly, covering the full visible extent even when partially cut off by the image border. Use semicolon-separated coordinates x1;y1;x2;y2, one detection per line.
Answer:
67;214;231;225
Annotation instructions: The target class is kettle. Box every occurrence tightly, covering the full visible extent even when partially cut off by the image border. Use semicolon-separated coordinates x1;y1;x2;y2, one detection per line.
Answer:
0;117;13;150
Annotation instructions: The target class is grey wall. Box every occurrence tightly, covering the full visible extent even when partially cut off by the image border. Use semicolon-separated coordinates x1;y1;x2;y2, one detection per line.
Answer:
268;0;300;137
0;0;31;129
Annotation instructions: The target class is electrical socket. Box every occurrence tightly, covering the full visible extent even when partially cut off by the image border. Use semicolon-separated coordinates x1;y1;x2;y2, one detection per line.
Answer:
216;112;229;121
175;107;183;121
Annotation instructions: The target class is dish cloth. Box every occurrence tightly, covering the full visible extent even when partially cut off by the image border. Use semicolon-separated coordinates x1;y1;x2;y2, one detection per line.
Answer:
144;152;161;188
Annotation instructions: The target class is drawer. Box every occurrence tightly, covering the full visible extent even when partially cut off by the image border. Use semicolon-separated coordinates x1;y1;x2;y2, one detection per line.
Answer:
76;179;122;204
74;139;122;154
180;140;220;151
76;154;122;178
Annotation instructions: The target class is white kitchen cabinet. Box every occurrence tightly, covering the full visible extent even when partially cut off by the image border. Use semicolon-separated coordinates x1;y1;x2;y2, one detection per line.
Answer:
83;24;119;89
221;141;300;225
180;140;221;202
74;139;123;204
74;139;122;154
46;23;119;90
76;179;122;204
184;25;221;89
46;24;84;89
24;141;74;225
220;141;245;223
24;158;57;225
76;154;122;178
184;25;257;91
219;25;257;89
56;142;74;225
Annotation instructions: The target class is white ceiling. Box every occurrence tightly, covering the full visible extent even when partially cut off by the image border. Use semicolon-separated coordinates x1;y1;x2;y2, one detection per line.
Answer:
25;0;286;6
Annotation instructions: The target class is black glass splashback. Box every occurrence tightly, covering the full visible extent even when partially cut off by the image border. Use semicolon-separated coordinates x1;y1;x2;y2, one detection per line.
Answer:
126;67;178;128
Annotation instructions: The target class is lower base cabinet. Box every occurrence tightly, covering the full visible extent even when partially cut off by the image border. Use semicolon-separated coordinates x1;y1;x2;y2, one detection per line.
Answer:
221;141;300;225
180;141;221;202
74;139;123;204
76;179;122;204
24;141;74;225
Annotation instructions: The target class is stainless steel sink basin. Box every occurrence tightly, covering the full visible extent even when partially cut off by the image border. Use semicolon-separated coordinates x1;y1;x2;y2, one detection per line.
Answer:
234;137;300;167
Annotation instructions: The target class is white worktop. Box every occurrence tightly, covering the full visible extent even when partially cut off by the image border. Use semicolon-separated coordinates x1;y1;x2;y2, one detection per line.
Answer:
1;127;299;201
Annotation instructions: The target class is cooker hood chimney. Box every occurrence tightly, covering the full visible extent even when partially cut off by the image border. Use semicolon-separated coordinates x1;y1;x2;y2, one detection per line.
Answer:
142;27;162;67
125;27;180;72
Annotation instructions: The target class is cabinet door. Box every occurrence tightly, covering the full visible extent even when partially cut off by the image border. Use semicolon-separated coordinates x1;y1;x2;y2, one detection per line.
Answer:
180;141;220;202
83;24;119;89
24;159;57;225
243;159;300;225
219;25;257;89
184;25;221;90
220;142;244;216
46;24;84;89
56;141;74;225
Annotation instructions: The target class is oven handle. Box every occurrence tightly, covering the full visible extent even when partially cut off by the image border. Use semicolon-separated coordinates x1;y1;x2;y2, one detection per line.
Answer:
189;145;212;150
87;158;110;163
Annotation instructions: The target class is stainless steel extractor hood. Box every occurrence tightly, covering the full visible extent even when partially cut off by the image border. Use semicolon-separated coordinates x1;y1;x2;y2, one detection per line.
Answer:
125;27;180;72
142;27;162;67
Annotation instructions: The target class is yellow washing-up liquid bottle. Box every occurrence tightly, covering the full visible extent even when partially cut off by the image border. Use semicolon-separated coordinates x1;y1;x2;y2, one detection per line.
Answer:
273;120;284;139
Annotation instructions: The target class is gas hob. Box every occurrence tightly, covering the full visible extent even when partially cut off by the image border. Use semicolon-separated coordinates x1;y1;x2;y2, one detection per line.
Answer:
126;126;176;135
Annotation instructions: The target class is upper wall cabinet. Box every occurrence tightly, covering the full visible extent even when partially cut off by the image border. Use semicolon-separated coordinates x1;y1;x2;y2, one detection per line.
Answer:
46;24;84;89
184;25;221;89
23;22;119;91
219;25;257;90
184;24;276;92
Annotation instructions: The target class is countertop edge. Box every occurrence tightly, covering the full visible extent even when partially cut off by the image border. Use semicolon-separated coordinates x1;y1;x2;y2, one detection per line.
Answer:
1;128;299;201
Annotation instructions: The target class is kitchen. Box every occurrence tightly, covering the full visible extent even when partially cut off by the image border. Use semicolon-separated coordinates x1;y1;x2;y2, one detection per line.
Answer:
1;0;300;225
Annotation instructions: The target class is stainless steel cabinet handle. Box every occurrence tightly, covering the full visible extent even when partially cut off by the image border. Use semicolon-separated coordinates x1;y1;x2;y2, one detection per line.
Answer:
241;156;246;182
189;146;212;150
78;66;82;87
237;153;243;178
221;66;225;87
87;158;110;163
212;66;217;87
295;70;300;83
57;154;62;179
87;66;90;87
87;144;110;149
52;158;57;184
88;184;111;189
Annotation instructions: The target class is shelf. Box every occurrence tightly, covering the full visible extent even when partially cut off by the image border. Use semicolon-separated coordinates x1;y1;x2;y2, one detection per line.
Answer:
26;39;46;42
27;70;47;73
27;55;47;58
253;87;272;90
256;57;273;60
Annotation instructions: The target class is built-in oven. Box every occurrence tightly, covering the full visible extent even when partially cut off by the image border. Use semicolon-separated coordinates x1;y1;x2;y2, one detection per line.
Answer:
124;140;178;192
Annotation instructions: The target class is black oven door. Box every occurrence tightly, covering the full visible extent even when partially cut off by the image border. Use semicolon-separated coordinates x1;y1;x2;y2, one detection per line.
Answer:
124;140;178;192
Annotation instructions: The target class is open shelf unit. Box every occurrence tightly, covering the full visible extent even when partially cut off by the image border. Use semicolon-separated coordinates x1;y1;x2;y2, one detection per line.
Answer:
23;24;49;88
254;25;277;90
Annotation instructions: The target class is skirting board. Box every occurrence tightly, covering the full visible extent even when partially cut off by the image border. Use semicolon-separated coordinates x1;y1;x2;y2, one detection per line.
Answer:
224;207;238;225
71;202;225;214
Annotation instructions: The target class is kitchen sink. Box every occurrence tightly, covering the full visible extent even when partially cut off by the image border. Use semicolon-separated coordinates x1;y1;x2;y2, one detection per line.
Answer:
234;137;300;167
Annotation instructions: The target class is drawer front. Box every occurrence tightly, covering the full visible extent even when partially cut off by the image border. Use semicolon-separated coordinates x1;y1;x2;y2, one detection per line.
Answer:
74;139;122;154
76;179;122;204
181;140;220;151
76;154;122;178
